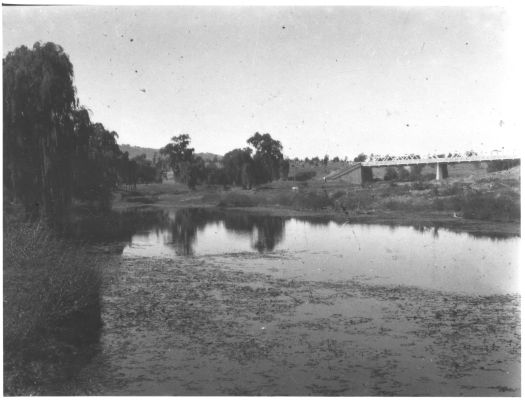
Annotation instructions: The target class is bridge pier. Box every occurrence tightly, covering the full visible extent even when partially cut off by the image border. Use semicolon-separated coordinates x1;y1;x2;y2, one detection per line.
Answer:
361;166;373;183
435;163;448;180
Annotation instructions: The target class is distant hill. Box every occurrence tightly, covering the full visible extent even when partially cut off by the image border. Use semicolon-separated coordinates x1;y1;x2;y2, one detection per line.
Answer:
120;144;159;160
197;152;223;162
119;144;222;161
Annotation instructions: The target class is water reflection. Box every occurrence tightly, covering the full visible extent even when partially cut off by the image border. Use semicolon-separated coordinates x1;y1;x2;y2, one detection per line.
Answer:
412;225;440;238
79;208;289;256
163;209;287;255
166;208;206;255
221;213;285;253
65;207;166;243
67;208;518;257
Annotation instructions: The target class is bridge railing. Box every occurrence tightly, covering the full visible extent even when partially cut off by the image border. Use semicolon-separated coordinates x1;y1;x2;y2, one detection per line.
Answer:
362;154;520;167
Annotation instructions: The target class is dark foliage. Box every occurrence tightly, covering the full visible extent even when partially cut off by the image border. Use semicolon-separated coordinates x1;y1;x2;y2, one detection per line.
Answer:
3;42;146;220
384;167;398;181
459;191;520;221
486;160;520;173
354;153;367;162
294;170;317;181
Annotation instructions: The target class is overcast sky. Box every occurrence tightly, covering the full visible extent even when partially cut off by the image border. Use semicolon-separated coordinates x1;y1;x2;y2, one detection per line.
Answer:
3;6;521;158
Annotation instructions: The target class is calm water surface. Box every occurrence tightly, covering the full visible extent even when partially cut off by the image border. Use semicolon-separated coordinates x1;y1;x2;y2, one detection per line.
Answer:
68;208;520;396
122;208;519;295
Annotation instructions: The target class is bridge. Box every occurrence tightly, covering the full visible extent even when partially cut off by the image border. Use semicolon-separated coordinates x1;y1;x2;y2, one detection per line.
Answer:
325;152;520;184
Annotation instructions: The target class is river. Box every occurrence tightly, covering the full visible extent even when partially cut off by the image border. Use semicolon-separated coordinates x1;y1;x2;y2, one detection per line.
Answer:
66;207;520;396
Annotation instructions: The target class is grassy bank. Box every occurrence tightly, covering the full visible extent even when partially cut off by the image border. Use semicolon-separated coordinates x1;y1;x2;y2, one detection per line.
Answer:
112;166;520;237
3;217;103;395
211;179;520;223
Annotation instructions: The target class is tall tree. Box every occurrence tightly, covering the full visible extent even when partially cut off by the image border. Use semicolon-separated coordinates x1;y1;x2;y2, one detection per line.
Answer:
74;122;122;209
279;159;290;180
160;134;202;189
4;42;77;222
354;153;367;162
222;147;253;188
247;132;284;183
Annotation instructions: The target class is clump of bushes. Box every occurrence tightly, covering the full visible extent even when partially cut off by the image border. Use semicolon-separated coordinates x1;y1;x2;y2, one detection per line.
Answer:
217;189;333;211
383;167;398;181
3;218;103;395
380;183;411;197
410;181;434;191
431;189;520;221
397;167;410;181
338;190;375;210
438;182;469;196
291;191;332;210
458;191;520;221
332;190;346;198
384;166;426;182
273;192;296;206
408;165;424;181
293;170;317;181
486;160;520;173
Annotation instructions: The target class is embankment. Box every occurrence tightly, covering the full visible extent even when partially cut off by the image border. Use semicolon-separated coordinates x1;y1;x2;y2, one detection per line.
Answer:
3;216;103;395
113;167;520;238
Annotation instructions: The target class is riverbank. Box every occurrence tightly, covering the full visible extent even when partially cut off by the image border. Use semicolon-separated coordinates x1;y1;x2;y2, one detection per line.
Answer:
113;166;520;238
3;216;104;395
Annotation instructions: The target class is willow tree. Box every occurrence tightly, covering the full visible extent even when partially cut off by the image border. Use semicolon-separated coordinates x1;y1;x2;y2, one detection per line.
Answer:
4;42;77;222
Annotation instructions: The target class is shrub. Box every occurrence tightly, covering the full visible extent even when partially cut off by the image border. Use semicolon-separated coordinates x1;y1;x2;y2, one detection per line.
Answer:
330;190;347;200
486;160;520;173
380;183;410;197
408;165;424;181
273;192;295;206
294;170;316;181
397;167;410;181
384;167;398;181
340;191;375;210
410;181;433;191
3;218;102;395
292;191;332;210
459;191;520;221
439;182;468;196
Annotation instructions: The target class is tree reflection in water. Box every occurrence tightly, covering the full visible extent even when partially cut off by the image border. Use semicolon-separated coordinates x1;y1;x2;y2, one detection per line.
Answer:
163;209;287;255
165;208;210;256
69;208;516;258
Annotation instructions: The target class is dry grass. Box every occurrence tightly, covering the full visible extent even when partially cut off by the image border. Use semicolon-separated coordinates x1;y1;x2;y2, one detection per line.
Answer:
3;217;103;395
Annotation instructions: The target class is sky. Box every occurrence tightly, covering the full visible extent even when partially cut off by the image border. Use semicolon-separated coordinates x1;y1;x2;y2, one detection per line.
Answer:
3;5;523;159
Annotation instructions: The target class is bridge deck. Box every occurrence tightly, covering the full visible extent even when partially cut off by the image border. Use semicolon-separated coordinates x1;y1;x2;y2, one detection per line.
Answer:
362;154;519;168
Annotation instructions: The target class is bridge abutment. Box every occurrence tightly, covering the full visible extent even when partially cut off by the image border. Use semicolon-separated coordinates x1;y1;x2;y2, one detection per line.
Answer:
435;163;448;180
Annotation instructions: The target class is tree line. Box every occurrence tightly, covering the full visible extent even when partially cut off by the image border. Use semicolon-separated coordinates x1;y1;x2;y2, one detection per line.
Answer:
160;132;289;190
3;41;293;224
3;42;160;223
